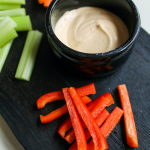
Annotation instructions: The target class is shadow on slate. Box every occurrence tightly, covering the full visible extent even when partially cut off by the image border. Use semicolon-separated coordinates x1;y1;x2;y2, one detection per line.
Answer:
0;0;150;150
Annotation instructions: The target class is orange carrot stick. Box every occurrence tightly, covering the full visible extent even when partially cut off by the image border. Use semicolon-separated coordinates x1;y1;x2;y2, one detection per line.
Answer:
38;0;46;4
117;84;138;148
44;0;52;7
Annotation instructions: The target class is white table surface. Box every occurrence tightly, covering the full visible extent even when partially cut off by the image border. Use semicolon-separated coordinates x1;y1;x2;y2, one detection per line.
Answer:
0;0;150;150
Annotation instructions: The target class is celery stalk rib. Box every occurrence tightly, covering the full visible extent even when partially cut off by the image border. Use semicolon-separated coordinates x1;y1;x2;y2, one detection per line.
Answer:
12;16;32;31
15;31;34;78
0;17;17;35
0;16;15;29
0;41;13;73
0;29;18;48
0;8;26;17
0;16;32;31
0;0;25;5
15;30;43;81
0;4;21;10
0;17;17;48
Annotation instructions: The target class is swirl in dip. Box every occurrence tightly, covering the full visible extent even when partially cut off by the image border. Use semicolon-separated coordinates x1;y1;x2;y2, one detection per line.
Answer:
54;7;129;53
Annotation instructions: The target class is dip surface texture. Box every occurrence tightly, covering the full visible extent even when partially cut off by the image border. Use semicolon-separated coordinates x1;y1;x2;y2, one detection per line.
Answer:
54;7;129;53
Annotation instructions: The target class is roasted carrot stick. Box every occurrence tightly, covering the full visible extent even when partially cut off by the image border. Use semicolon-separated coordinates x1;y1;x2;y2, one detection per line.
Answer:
40;96;92;123
63;88;88;150
88;107;124;150
36;83;96;109
118;84;138;147
58;93;114;139
69;109;110;150
69;87;108;150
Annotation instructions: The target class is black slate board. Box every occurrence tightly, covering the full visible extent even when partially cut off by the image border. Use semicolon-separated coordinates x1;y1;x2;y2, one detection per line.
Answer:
0;0;150;150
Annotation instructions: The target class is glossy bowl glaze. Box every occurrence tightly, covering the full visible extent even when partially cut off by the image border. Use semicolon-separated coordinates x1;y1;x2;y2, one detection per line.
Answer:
45;0;141;77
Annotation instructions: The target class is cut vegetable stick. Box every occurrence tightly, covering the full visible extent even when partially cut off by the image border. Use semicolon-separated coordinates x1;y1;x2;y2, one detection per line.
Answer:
81;95;92;104
0;0;25;4
103;92;114;107
76;83;96;97
0;8;26;17
64;96;110;144
0;17;7;22
0;4;21;10
15;30;43;81
37;91;64;109
58;118;72;138
40;96;92;124
58;92;114;139
69;87;108;150
0;41;13;73
0;29;18;48
0;16;16;28
100;107;124;138
0;17;17;36
40;105;68;124
38;0;46;4
88;107;124;150
87;92;114;113
0;16;9;28
63;88;88;150
11;16;32;31
0;16;32;31
117;84;138;147
69;109;110;148
36;83;96;109
44;0;52;7
90;95;113;118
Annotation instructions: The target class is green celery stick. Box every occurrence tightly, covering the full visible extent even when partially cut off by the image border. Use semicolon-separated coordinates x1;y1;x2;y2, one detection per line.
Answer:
0;17;17;48
0;0;25;4
0;4;21;10
0;40;13;73
0;16;13;28
15;30;43;81
12;16;32;31
0;17;17;35
0;8;26;17
0;17;5;22
0;29;18;48
0;16;32;31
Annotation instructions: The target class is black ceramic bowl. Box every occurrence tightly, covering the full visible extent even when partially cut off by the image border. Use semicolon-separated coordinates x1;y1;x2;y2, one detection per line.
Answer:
45;0;140;77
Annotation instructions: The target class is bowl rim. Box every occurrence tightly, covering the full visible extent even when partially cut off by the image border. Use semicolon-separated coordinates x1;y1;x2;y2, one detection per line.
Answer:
45;0;141;59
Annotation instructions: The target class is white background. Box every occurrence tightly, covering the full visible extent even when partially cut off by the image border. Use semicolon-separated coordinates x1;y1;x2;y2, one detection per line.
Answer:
0;0;150;150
